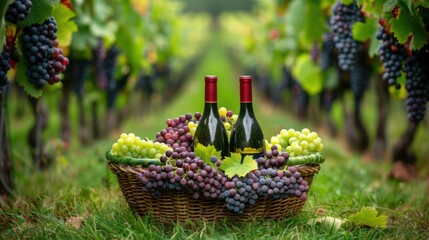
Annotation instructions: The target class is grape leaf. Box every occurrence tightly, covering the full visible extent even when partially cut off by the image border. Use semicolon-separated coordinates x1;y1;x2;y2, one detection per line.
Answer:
0;27;4;50
292;54;323;95
220;153;258;178
362;0;384;18
340;0;355;5
16;0;53;28
352;18;380;57
16;58;43;98
116;25;144;76
383;0;398;12
0;0;14;47
70;26;98;52
285;0;304;37
390;2;429;50
194;144;222;166
348;207;387;228
92;0;114;23
301;1;326;47
0;0;13;16
416;0;429;8
52;5;77;47
90;21;118;40
353;19;377;42
404;0;414;13
369;29;381;57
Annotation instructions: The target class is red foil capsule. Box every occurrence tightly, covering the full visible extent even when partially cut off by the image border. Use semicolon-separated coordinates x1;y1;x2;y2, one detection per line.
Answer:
205;75;217;103
239;76;252;103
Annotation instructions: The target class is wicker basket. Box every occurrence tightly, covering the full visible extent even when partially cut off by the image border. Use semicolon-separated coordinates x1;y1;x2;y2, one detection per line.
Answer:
107;154;320;222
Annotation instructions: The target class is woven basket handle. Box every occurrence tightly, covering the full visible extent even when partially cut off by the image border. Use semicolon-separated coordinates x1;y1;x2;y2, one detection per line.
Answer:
287;152;325;166
105;150;164;166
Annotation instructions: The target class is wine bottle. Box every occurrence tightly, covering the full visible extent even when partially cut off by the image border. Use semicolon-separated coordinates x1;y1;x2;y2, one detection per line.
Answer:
193;75;230;158
230;76;264;160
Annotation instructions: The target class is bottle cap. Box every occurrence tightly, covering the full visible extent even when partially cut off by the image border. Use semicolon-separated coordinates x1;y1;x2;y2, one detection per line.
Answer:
240;76;252;103
239;76;252;83
205;75;217;83
205;75;217;102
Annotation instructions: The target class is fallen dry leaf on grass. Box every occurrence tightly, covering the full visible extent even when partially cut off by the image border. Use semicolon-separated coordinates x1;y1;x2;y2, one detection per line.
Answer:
66;216;84;229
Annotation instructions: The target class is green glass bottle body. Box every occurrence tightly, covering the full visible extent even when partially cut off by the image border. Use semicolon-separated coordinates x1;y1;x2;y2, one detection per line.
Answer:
193;75;230;158
230;76;264;160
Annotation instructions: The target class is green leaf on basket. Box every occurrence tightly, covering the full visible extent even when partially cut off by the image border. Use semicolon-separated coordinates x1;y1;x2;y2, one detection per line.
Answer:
220;153;257;178
348;207;387;228
307;216;346;230
194;144;221;166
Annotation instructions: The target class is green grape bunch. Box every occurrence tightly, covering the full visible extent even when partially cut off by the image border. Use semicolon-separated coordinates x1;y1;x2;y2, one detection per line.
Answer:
266;128;323;157
112;133;172;159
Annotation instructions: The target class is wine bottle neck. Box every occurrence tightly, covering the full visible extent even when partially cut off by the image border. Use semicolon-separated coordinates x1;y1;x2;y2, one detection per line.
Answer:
203;102;219;115
240;80;252;103
239;102;255;116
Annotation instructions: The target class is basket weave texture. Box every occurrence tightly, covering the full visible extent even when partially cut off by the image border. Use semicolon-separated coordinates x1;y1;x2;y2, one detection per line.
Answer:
108;162;320;222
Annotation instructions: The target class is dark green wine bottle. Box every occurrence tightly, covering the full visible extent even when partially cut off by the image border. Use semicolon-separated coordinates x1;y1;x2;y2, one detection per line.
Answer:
230;76;264;161
193;75;230;158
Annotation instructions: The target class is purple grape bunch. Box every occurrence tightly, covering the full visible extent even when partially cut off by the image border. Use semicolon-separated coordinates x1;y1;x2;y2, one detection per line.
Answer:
155;113;201;152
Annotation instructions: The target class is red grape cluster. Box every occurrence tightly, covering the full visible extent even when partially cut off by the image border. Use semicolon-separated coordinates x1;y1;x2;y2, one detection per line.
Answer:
155;113;201;152
138;147;227;199
257;145;289;170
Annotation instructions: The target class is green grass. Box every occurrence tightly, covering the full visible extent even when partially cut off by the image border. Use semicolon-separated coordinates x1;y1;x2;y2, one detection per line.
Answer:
1;35;429;239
